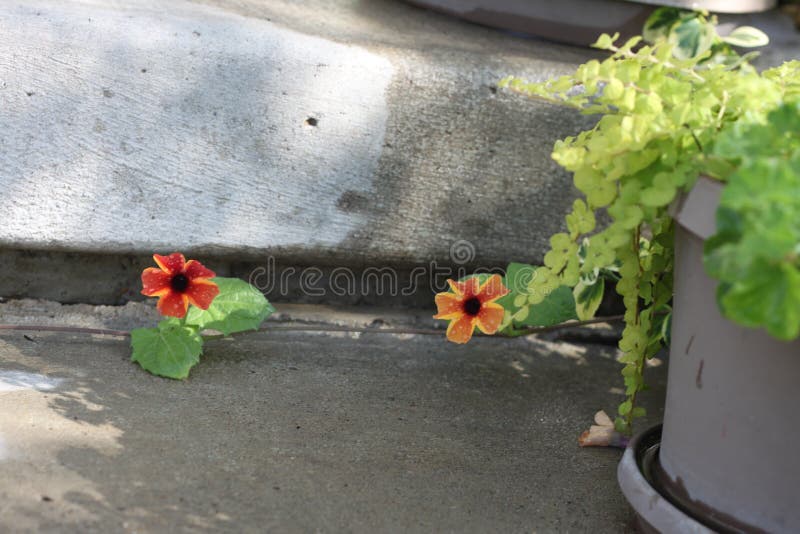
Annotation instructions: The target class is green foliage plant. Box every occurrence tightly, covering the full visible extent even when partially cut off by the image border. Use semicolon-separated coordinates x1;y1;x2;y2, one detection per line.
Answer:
496;9;800;435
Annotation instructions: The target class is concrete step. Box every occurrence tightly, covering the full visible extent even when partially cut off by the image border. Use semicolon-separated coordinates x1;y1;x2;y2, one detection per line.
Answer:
0;0;601;269
1;0;797;305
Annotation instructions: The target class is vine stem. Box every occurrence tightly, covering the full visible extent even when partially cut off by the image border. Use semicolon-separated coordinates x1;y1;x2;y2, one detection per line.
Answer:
501;314;625;337
0;315;628;340
0;325;131;337
623;226;646;433
609;42;706;82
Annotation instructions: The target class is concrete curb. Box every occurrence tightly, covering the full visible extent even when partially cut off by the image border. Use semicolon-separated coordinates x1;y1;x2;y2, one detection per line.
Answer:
0;0;598;267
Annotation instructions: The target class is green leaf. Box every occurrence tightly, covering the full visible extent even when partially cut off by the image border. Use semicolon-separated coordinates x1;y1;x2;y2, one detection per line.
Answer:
607;204;643;230
582;234;617;272
619;323;648;354
614;417;629;434
706;103;800;340
185;277;275;336
603;78;625;100
592;32;619;50
131;319;203;380
573;168;617;208
527;267;560;305
703;206;745;280
640;173;679;208
523;285;578;327
722;26;769;48
512;294;527;308
643;7;683;43
718;261;800;341
501;262;538;297
573;278;604;321
498;263;578;331
669;16;715;60
566;199;597;238
513;306;529;323
652;310;672;347
543;233;579;273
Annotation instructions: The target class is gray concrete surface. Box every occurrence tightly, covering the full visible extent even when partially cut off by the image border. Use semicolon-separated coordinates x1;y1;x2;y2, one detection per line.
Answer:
0;0;599;268
0;301;666;533
0;297;625;346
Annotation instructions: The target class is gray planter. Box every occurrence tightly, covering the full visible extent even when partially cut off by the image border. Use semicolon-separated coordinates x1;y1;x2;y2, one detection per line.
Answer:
632;0;776;13
618;176;800;532
404;0;655;46
404;0;778;47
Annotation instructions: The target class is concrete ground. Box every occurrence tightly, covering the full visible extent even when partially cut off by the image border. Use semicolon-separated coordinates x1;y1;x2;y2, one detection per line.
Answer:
0;300;667;533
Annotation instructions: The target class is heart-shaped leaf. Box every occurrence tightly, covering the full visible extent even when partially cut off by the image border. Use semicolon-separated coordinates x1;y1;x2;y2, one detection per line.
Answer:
185;277;275;336
131;319;203;380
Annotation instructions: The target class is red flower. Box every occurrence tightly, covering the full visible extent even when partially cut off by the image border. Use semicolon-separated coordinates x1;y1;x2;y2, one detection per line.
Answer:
433;274;510;344
141;253;220;318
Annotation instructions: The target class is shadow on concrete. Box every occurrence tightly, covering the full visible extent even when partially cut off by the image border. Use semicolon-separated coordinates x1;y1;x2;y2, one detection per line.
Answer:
0;329;665;531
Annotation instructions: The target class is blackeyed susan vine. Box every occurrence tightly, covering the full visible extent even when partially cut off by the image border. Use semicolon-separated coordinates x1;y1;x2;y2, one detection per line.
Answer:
133;253;275;379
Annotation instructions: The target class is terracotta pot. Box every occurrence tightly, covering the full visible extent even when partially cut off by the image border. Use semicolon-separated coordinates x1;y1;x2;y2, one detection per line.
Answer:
618;176;800;532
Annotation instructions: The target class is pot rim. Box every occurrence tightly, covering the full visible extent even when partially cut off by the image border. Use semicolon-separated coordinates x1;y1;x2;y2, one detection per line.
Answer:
618;424;715;533
623;0;776;13
669;175;723;241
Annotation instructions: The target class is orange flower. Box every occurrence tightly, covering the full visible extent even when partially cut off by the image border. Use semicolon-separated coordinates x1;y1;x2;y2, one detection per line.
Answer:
141;253;220;318
433;274;510;344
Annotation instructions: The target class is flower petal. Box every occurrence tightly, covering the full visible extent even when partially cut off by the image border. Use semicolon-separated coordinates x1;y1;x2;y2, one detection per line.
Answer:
446;314;476;344
184;259;216;280
185;279;220;310
141;268;172;296
433;292;464;319
475;302;505;334
153;253;186;275
477;274;510;303
157;291;190;318
449;277;480;298
446;279;463;296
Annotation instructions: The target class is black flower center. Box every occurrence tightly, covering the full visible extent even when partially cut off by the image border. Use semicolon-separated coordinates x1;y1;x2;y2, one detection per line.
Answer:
171;274;190;293
463;297;481;316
